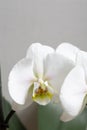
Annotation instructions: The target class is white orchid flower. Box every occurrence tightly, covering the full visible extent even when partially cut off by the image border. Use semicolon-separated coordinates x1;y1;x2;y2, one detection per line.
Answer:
8;43;74;110
57;43;87;121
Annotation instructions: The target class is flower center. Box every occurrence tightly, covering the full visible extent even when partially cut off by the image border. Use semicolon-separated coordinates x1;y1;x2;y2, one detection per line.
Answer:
35;86;48;96
32;79;54;105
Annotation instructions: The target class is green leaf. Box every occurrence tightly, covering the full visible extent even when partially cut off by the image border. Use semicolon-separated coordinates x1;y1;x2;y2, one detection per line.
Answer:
38;103;87;130
2;98;26;130
38;103;62;130
0;68;4;123
0;68;26;130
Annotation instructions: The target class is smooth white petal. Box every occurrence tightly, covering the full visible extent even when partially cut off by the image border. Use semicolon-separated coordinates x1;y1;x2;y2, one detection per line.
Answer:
12;89;33;111
60;112;74;122
77;51;87;83
26;43;54;78
44;53;74;93
60;66;87;117
8;58;36;105
56;43;80;64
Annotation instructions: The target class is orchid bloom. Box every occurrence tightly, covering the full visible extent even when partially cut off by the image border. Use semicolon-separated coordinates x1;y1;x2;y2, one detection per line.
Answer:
57;43;87;121
8;43;74;110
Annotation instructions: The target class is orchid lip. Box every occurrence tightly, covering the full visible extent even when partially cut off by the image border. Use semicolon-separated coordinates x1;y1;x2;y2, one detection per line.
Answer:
32;86;53;99
32;80;54;104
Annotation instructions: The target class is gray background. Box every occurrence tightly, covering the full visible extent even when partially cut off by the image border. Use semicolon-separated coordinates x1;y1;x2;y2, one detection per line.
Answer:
0;0;87;129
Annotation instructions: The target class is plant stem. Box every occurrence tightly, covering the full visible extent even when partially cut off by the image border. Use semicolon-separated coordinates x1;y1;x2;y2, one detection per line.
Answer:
0;68;15;130
0;110;15;130
4;110;15;124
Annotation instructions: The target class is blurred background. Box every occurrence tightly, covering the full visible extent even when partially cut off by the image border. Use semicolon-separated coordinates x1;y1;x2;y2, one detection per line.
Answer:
0;0;87;129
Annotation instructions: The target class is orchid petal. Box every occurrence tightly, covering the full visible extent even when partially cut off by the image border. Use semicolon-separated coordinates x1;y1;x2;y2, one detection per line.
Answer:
60;66;87;118
26;43;54;78
12;88;33;110
12;97;33;111
60;112;75;122
56;43;79;64
8;58;36;105
77;51;87;83
44;53;74;93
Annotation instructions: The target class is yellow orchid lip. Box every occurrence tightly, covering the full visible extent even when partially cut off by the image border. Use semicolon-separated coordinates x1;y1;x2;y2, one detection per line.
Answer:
32;86;53;100
32;79;54;106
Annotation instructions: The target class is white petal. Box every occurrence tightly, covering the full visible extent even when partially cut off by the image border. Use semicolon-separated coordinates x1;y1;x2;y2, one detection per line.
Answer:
44;53;74;93
12;89;33;111
56;43;80;64
8;58;36;105
26;43;54;78
77;51;87;83
60;112;75;122
60;66;87;117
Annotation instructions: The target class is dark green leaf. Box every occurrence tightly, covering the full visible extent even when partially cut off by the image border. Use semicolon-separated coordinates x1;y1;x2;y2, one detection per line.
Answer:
0;68;4;123
38;103;87;130
2;98;26;130
38;103;62;130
